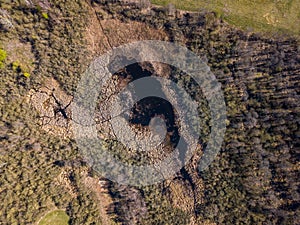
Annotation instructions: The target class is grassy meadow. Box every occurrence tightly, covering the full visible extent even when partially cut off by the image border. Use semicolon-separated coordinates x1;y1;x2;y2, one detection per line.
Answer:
38;210;69;225
151;0;300;38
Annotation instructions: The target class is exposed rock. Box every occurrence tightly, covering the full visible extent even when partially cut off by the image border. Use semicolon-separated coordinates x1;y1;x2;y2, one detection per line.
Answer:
27;78;73;138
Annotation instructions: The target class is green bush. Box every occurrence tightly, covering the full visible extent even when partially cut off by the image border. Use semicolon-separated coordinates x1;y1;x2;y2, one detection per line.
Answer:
42;12;49;19
0;49;7;68
12;61;20;72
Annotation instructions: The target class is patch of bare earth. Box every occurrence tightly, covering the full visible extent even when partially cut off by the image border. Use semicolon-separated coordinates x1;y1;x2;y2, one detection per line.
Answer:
100;18;168;46
26;77;73;138
85;4;169;56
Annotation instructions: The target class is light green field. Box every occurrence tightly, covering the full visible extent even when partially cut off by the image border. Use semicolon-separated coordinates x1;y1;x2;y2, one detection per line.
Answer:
151;0;300;38
38;210;70;225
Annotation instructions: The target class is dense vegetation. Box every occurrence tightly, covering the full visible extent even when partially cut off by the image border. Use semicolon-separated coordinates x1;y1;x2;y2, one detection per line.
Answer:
0;0;299;224
0;0;102;224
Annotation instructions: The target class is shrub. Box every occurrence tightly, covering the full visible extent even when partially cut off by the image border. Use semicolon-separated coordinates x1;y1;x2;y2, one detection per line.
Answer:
0;49;7;68
42;12;49;19
12;61;20;72
23;72;30;78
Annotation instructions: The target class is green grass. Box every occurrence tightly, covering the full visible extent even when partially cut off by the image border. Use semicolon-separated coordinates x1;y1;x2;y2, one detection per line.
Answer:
151;0;300;38
38;210;70;225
